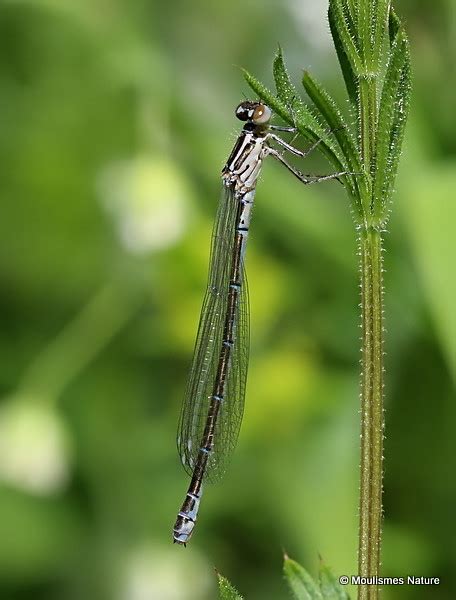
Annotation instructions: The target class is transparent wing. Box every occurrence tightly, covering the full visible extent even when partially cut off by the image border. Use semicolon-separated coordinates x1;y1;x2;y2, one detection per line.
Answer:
177;185;250;483
211;261;249;481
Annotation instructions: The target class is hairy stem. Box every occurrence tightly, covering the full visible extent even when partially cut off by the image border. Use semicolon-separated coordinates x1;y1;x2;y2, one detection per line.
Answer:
358;227;384;599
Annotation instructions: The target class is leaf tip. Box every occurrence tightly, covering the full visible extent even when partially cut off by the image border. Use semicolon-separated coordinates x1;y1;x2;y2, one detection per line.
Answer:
217;572;244;600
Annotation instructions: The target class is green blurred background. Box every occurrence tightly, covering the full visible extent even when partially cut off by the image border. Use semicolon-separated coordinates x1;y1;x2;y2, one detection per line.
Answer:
0;1;454;599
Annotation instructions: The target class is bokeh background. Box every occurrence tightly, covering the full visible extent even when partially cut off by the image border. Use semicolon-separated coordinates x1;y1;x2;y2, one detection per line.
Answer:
0;1;455;599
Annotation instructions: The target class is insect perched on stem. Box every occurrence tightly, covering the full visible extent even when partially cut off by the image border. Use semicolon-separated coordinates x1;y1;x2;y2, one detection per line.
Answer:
173;101;348;545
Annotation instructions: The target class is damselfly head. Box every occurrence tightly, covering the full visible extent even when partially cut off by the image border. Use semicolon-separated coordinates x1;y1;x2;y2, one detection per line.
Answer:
235;101;272;125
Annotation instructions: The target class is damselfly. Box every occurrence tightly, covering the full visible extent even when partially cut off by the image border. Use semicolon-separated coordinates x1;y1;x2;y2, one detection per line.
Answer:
173;101;348;545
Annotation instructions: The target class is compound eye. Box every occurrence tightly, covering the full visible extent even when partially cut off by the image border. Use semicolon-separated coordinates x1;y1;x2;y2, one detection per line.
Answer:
252;104;272;125
235;103;251;121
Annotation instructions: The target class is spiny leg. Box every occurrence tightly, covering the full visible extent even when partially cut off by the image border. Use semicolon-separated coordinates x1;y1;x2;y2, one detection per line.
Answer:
267;131;325;160
268;123;347;160
266;147;350;185
269;125;297;133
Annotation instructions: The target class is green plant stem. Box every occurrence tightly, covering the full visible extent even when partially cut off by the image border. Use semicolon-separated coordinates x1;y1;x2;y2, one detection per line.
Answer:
245;12;410;589
358;227;384;600
357;26;383;593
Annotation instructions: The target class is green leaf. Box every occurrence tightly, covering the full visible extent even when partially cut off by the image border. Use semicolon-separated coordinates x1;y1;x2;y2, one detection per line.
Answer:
388;7;402;46
372;0;391;70
329;0;358;48
217;573;243;600
328;5;358;105
373;26;411;221
328;0;363;74
301;71;360;172
345;0;357;23
243;67;346;173
318;563;351;599
301;71;363;214
273;45;296;107
271;49;328;140
284;556;323;600
357;0;372;64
